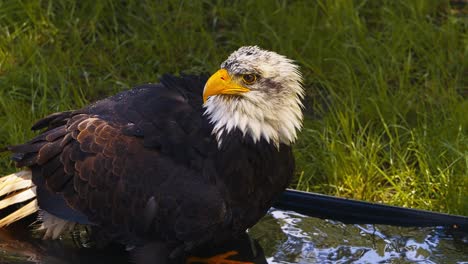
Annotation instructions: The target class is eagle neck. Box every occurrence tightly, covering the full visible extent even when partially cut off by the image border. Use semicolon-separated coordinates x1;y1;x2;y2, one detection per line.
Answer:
203;95;302;148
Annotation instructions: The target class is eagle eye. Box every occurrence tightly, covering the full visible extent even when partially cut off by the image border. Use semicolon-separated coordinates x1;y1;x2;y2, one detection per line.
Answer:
242;74;257;85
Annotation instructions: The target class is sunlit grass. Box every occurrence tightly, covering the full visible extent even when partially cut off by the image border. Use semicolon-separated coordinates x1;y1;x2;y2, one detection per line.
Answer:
0;1;466;215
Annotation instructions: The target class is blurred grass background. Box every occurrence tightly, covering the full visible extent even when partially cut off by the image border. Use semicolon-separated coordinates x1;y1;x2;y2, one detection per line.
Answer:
0;0;466;215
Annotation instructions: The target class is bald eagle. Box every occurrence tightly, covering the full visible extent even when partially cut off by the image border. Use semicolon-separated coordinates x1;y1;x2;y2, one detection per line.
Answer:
0;46;303;262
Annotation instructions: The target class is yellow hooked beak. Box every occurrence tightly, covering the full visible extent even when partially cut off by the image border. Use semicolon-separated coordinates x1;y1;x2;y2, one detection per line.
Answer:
203;69;250;103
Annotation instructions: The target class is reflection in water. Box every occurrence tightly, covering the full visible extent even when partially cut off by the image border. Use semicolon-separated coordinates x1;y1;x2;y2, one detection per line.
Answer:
0;220;266;264
0;223;129;264
250;209;468;263
0;209;467;263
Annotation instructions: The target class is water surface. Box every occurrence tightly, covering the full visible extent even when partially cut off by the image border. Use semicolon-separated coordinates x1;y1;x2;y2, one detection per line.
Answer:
251;209;468;263
0;209;466;263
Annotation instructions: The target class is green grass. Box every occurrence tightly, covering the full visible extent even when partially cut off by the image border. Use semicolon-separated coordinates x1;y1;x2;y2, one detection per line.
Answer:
0;1;466;215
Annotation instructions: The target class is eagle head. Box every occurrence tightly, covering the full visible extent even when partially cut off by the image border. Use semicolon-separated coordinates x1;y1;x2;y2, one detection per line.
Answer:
203;46;304;147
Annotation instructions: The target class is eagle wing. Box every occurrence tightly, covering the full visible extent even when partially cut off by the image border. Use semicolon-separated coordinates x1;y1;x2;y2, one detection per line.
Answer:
9;75;228;246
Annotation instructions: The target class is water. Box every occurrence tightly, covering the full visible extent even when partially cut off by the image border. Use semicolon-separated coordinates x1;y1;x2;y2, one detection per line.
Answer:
250;209;468;263
0;209;466;263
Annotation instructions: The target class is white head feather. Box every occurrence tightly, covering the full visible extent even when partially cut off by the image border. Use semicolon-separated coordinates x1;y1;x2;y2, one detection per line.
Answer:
203;46;304;148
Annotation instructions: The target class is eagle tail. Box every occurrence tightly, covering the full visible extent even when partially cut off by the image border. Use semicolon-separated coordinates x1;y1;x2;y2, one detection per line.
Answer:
0;170;39;227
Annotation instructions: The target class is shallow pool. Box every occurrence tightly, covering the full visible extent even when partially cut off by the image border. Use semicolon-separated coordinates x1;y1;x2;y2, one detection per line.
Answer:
0;209;467;263
251;209;468;263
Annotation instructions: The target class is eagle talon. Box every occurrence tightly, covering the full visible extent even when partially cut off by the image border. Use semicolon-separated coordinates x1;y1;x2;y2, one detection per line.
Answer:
186;250;254;264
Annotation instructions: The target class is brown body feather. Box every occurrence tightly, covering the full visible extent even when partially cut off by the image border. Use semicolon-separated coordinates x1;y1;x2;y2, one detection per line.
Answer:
1;75;295;255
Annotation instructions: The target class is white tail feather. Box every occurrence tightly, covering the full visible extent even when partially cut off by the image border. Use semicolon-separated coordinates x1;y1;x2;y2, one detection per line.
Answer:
0;199;38;227
0;187;37;210
0;170;34;196
0;170;78;239
0;170;39;227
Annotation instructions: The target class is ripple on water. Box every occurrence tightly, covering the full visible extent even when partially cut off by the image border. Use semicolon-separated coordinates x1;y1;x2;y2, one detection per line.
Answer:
249;209;468;264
